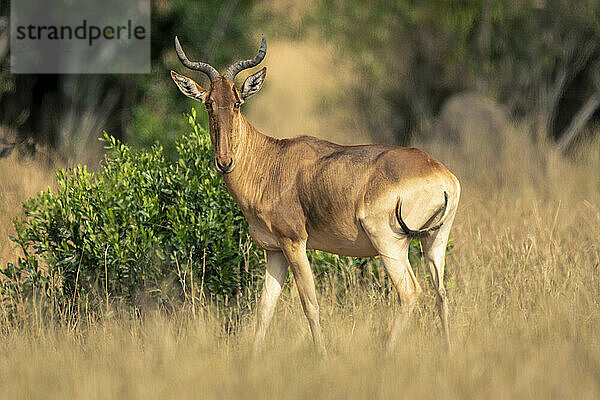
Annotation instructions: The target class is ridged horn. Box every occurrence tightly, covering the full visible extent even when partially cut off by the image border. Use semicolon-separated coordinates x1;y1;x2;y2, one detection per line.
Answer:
224;34;267;80
174;36;219;81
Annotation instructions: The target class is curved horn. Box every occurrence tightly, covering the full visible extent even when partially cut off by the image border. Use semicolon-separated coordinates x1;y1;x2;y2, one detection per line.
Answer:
224;34;267;80
174;36;219;81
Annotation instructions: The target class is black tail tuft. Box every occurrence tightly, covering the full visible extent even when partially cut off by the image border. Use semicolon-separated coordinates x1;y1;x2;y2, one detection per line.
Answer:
396;191;448;238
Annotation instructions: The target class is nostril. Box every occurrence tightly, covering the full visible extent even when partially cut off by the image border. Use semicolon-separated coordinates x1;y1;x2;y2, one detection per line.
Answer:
216;158;233;173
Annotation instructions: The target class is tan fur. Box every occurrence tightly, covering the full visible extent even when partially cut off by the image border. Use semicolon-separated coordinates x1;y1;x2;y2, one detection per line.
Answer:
172;61;460;356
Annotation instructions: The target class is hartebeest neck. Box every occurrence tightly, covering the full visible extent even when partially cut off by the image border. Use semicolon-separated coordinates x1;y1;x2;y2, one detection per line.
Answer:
221;114;283;211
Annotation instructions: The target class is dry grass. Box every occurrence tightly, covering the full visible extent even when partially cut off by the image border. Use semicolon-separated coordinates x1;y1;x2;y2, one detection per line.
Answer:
1;130;599;399
1;41;600;399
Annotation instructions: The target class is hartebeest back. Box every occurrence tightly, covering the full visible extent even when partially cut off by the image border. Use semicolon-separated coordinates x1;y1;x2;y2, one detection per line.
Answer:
171;34;460;355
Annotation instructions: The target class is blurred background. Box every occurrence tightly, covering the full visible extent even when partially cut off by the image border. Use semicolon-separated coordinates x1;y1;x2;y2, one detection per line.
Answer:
0;0;600;259
0;3;599;394
1;0;599;263
0;0;599;162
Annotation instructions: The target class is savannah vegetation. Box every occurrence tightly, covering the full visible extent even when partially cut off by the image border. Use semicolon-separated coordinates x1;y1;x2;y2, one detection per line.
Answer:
1;0;599;399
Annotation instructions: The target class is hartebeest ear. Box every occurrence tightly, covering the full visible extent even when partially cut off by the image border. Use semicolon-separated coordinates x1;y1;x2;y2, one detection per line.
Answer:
170;70;208;102
240;67;266;100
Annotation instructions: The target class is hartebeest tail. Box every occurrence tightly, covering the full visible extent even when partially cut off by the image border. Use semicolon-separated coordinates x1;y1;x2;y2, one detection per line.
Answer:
396;191;449;238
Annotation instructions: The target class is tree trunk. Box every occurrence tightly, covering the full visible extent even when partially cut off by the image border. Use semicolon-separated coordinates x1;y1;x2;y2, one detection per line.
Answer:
557;92;600;154
0;17;8;63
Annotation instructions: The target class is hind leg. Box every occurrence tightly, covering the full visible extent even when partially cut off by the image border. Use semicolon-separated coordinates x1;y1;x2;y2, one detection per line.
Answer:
420;210;456;349
380;239;423;354
361;218;421;353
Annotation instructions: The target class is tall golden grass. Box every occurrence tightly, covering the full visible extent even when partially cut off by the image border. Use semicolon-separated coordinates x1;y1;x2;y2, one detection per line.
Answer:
1;127;599;399
1;41;599;398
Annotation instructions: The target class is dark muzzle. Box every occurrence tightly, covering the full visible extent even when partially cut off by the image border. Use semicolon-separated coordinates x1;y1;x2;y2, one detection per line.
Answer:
216;158;233;173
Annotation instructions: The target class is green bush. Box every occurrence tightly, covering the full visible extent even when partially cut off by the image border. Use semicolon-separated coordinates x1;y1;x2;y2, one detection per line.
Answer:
1;109;263;305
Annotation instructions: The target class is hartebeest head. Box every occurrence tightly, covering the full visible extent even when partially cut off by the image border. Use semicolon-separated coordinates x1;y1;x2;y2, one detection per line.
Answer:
170;34;267;174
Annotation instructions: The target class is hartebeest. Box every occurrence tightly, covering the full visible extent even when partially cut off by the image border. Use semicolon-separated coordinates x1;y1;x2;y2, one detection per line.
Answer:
170;34;460;355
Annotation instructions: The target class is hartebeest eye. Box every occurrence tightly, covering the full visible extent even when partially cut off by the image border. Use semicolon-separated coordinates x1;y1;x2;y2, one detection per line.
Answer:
234;101;241;110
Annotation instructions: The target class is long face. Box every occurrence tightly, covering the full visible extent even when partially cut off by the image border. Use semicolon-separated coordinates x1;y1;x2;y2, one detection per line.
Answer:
170;35;267;174
205;77;243;173
171;69;266;174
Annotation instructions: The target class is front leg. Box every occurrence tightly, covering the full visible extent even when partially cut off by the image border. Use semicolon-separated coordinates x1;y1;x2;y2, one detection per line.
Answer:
253;250;288;355
280;239;327;356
